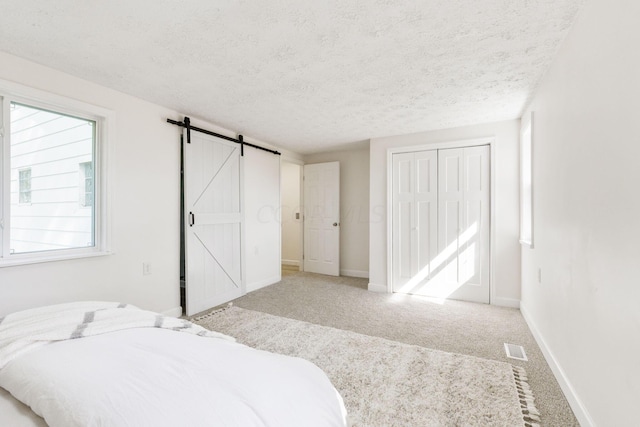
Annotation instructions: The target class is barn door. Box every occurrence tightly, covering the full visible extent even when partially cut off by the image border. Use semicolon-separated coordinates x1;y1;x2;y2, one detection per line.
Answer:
183;130;243;316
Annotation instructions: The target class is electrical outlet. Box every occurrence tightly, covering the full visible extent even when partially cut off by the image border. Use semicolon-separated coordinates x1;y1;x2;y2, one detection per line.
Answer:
143;262;151;276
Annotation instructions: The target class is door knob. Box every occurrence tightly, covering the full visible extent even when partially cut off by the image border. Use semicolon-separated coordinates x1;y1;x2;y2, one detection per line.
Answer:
333;222;339;227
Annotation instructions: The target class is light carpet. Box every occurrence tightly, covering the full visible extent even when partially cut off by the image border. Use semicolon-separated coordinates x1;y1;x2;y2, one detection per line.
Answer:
193;305;540;427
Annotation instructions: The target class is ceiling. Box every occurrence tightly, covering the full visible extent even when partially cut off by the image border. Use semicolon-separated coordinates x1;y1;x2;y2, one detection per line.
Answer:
0;0;585;154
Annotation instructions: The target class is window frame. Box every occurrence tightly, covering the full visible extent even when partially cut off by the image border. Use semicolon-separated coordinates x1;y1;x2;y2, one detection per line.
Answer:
519;111;534;248
0;80;114;267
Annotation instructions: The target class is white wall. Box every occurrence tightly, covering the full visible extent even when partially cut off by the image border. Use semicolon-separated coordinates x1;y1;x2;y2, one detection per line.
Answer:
244;148;281;291
369;120;521;306
304;146;370;278
520;1;640;425
281;161;301;266
0;52;288;317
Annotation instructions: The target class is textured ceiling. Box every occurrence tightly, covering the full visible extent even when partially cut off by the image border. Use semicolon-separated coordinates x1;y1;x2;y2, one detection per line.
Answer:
0;0;585;154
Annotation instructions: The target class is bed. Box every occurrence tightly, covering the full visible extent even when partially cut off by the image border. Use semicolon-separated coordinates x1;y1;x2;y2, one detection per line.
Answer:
0;301;349;427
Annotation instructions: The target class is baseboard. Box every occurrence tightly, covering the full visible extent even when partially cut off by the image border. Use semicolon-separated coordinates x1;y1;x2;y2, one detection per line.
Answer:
491;296;520;308
368;282;388;293
246;275;281;293
520;303;595;427
162;306;183;318
340;269;369;279
281;259;300;267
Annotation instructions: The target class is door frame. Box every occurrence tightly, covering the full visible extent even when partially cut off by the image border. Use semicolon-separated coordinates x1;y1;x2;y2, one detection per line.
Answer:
386;137;496;303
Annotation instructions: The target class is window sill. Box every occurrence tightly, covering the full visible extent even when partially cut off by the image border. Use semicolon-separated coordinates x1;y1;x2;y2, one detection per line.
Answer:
0;250;113;268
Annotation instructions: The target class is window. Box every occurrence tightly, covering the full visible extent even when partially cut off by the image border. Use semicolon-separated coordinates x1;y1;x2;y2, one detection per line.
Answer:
79;162;94;207
520;112;533;248
18;168;31;204
1;86;110;265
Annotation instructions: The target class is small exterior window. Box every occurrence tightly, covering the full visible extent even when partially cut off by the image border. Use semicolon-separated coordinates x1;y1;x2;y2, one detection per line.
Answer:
8;103;96;254
18;168;31;204
1;86;110;265
79;162;94;207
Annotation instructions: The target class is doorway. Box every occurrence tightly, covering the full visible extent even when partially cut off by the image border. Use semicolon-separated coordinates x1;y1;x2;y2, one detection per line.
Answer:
281;160;302;272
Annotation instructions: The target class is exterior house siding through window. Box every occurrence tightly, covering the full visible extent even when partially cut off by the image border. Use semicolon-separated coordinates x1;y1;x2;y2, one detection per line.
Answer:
9;102;95;254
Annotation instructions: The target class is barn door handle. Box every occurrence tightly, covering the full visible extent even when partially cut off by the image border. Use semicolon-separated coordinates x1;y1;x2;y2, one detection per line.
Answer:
189;212;195;227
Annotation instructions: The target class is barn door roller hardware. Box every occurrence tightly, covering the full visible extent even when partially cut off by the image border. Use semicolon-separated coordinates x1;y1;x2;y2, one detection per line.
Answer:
166;116;280;156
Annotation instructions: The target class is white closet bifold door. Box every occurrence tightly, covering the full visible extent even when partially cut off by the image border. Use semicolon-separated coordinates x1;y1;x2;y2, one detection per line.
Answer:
391;150;438;293
392;145;490;303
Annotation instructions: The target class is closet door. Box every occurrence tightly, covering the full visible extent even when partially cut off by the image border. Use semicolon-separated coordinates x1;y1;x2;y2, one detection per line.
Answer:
391;151;438;293
391;145;490;303
183;131;243;316
437;146;490;303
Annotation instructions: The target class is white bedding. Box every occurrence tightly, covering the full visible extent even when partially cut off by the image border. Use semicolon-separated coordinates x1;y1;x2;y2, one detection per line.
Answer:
0;301;232;369
0;387;47;427
0;303;348;427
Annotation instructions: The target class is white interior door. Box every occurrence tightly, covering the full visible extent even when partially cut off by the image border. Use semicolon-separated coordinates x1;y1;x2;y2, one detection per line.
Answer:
303;162;340;276
184;130;243;316
391;145;490;303
392;151;438;292
436;146;490;303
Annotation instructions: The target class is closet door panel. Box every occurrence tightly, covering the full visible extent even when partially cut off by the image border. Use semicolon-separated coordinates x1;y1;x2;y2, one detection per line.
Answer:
438;149;464;285
415;152;438;281
392;153;415;290
461;146;490;294
392;151;437;292
437;146;490;302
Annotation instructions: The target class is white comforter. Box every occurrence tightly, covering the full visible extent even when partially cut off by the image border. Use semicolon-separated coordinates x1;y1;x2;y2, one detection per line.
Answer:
0;301;233;369
0;302;348;427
